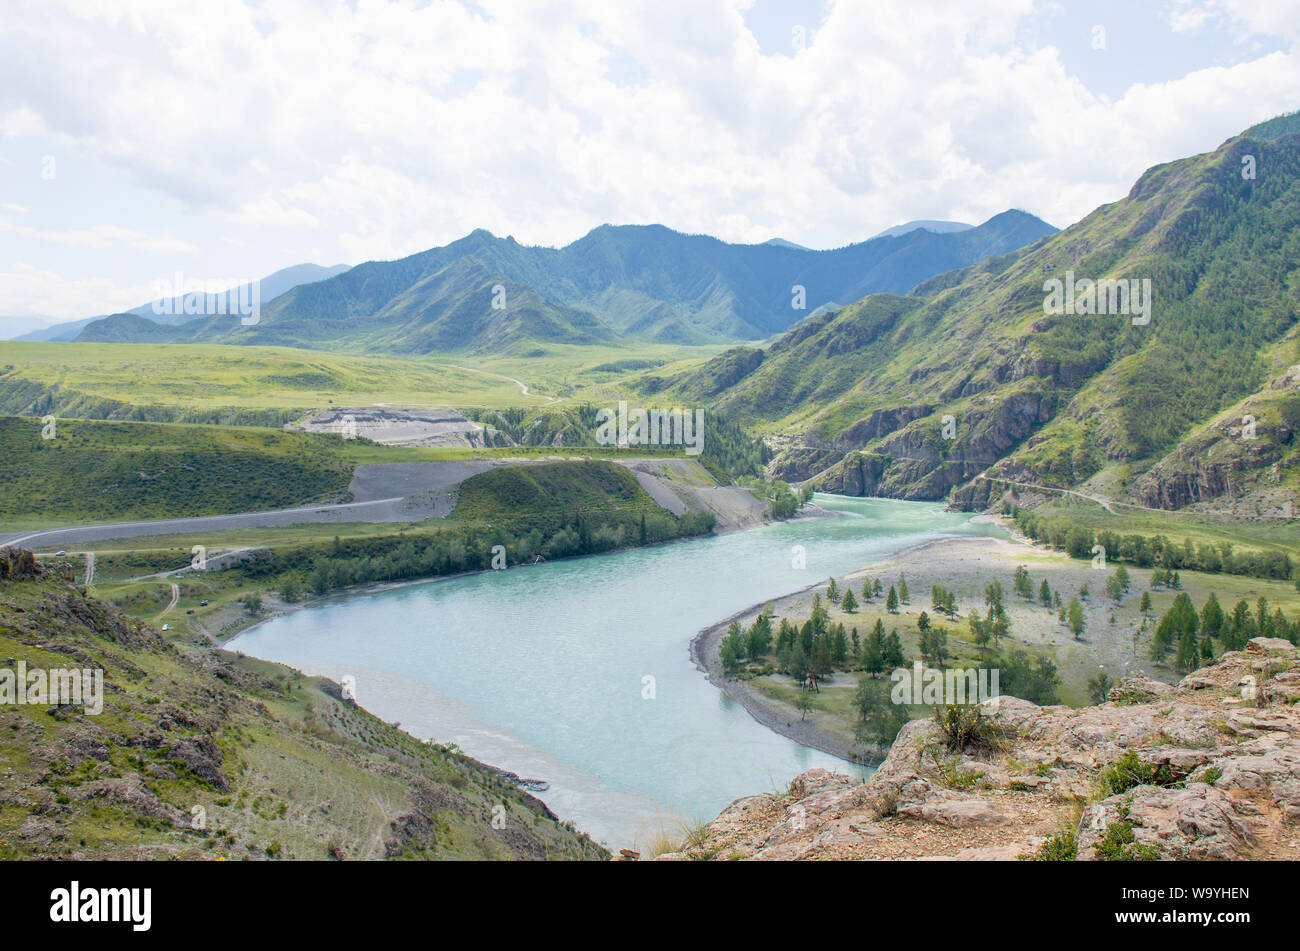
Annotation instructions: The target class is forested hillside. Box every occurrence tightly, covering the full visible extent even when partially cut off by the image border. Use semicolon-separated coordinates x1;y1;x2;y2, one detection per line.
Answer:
650;122;1300;516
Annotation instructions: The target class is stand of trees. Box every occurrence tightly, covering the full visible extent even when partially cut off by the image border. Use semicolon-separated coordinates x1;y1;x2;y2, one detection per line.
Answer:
227;507;716;597
1012;509;1294;582
1150;590;1295;671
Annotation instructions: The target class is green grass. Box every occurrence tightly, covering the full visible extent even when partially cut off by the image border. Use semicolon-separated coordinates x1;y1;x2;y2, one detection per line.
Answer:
0;563;609;860
1020;498;1300;561
454;460;665;521
0;340;726;422
0;341;529;416
0;417;358;522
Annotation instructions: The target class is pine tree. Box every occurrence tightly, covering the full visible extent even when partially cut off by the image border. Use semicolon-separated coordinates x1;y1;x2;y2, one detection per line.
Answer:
898;575;910;604
831;626;848;666
1067;598;1085;640
827;577;840;604
917;610;930;632
841;588;858;612
886;585;900;613
1139;591;1152;615
1200;592;1224;640
884;630;905;667
1038;578;1051;606
747;612;773;658
864;626;885;675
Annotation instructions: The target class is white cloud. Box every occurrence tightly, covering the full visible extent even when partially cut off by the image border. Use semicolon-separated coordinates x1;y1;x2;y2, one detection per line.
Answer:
0;217;199;254
0;262;158;319
0;0;1296;319
1168;1;1300;39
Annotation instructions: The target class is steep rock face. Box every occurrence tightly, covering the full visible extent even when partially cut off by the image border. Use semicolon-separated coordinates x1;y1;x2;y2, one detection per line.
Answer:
775;392;1054;501
809;451;891;496
766;447;846;484
664;638;1300;860
1132;387;1297;515
839;405;933;445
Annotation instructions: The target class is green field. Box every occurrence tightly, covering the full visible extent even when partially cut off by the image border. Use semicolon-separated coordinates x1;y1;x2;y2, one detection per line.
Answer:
0;341;530;416
0;340;723;421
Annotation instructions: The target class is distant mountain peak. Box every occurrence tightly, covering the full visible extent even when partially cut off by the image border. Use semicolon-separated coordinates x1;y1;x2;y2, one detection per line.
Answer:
762;237;811;251
870;219;974;240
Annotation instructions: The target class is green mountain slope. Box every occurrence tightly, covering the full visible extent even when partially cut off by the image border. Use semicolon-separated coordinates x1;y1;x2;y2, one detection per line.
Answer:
650;122;1300;515
0;552;606;859
76;212;1055;352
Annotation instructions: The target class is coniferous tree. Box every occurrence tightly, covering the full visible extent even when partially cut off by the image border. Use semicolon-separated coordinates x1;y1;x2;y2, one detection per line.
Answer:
1067;598;1085;639
1200;593;1224;640
884;629;905;668
863;626;886;675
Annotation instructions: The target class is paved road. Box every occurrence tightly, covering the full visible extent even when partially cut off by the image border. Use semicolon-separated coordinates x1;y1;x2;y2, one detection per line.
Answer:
0;496;417;550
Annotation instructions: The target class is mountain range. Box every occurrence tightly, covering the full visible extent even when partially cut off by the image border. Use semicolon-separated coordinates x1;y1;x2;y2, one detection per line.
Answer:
15;263;351;342
71;211;1055;352
645;113;1300;516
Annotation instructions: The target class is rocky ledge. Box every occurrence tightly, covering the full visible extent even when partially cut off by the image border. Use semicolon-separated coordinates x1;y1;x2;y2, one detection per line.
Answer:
660;637;1300;860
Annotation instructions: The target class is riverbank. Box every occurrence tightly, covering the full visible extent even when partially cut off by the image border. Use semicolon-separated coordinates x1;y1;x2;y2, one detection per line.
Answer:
217;495;1000;849
689;515;1125;761
216;499;839;645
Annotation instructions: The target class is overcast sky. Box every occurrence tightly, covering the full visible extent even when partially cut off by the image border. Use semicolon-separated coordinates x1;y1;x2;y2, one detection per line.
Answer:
2;0;1299;329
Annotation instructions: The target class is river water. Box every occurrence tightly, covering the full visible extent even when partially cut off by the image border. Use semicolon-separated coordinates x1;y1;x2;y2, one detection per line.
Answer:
227;495;1005;848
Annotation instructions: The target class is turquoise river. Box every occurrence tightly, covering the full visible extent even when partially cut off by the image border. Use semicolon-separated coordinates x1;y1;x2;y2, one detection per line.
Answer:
228;495;1006;849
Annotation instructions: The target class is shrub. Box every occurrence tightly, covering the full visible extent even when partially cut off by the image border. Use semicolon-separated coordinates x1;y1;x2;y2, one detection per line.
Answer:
1023;829;1077;861
1098;751;1179;797
932;704;1011;755
1094;819;1161;861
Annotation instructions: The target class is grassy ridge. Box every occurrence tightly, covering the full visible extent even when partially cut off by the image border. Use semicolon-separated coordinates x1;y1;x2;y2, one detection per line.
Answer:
0;554;607;859
0;418;359;522
456;461;657;520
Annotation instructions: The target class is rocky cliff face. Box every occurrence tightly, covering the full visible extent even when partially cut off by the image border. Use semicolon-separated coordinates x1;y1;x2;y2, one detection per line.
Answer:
1132;388;1297;516
662;637;1300;860
766;392;1054;502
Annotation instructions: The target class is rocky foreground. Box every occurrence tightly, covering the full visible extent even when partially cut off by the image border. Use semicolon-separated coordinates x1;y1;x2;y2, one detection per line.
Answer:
661;637;1300;860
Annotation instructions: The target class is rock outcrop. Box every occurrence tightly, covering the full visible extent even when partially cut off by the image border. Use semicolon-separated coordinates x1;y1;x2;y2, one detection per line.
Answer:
663;637;1300;860
767;393;1054;502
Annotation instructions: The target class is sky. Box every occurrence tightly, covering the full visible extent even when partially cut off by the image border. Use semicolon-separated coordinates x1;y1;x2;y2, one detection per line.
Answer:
1;0;1299;332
